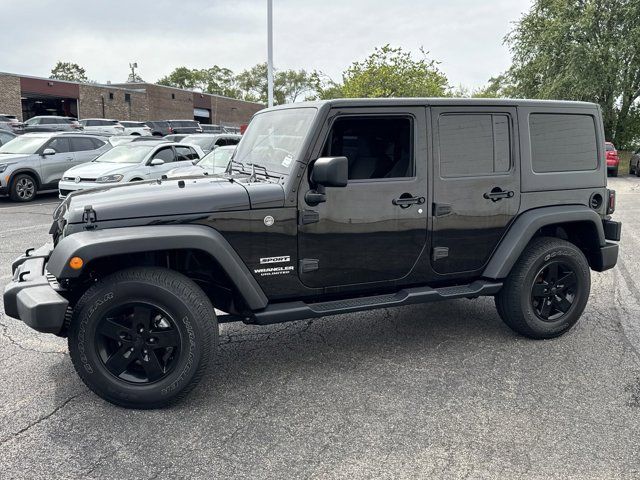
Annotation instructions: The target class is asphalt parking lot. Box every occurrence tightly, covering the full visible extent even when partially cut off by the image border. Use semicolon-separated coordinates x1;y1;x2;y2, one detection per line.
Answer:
1;178;640;479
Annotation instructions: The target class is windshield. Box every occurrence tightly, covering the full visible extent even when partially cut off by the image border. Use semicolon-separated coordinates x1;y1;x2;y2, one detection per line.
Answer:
183;136;215;149
233;108;316;175
197;147;235;172
0;136;48;154
94;144;153;163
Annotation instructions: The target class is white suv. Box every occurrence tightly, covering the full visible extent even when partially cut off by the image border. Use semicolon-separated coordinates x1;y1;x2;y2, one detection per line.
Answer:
120;121;152;136
80;119;125;135
58;141;202;198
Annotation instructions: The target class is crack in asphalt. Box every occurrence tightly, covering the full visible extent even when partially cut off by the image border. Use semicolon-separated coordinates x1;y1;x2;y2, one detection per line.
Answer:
0;315;67;355
0;391;86;446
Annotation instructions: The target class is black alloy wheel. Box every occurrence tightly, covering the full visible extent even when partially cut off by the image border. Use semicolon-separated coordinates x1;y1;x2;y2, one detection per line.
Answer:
530;261;578;322
95;303;181;384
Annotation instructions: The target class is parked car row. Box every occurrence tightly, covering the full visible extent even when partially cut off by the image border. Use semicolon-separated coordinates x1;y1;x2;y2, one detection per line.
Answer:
1;115;241;138
0;129;242;201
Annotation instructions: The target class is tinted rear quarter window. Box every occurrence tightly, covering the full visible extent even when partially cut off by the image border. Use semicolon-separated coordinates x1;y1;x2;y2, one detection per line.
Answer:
530;114;598;172
70;137;100;152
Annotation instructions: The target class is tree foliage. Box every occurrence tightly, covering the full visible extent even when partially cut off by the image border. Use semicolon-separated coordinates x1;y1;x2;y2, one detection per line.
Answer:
158;66;238;97
50;62;89;82
506;0;640;148
316;45;449;99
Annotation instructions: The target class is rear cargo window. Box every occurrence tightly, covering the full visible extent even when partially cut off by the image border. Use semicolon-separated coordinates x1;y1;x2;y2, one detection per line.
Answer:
438;114;511;177
530;114;598;173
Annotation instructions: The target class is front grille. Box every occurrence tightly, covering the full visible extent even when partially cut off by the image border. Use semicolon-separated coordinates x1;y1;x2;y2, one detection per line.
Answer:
63;177;96;182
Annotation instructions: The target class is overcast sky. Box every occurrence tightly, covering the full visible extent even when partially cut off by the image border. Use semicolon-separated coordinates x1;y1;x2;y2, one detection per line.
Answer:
1;0;532;89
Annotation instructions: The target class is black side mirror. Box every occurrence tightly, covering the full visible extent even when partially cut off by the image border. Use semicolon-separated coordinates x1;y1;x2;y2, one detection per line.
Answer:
310;156;348;187
305;156;348;206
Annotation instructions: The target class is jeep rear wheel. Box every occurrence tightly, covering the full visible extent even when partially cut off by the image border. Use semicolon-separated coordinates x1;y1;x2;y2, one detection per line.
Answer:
68;267;217;408
10;174;37;202
495;237;590;339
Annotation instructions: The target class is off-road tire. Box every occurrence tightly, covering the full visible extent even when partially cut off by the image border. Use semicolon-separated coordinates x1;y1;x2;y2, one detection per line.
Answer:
9;173;38;202
495;237;590;339
68;267;217;408
610;167;618;177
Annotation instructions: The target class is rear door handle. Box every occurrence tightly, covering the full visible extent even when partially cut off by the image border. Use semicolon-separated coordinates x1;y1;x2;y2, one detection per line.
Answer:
483;188;514;202
393;195;425;208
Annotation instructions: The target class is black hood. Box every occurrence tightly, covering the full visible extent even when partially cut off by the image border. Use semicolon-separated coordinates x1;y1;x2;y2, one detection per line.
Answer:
63;177;285;224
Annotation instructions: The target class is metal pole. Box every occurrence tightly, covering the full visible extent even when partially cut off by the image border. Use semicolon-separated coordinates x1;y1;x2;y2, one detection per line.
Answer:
267;0;274;107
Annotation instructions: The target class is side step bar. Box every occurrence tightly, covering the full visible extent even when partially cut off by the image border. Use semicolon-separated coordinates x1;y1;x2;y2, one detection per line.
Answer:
247;280;502;326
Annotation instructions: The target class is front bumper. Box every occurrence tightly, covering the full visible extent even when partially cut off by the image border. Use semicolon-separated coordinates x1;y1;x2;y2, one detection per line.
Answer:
58;180;106;198
3;244;69;335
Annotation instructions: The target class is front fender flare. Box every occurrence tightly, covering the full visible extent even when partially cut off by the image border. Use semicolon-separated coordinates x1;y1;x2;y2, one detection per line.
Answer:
482;205;605;279
47;225;268;310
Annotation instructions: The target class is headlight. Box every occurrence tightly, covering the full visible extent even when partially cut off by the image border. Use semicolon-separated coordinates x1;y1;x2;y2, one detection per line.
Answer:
95;174;124;183
0;164;7;173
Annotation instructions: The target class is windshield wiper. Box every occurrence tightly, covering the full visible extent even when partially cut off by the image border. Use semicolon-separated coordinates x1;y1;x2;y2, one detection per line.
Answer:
225;159;249;175
246;162;284;182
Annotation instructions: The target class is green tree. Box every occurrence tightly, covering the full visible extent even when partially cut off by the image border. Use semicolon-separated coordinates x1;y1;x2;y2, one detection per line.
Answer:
506;0;640;148
236;63;314;104
157;67;199;90
50;62;89;82
319;45;449;99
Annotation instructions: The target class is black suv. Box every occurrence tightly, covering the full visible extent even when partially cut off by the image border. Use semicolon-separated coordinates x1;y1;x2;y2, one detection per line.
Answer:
3;99;621;408
167;119;203;134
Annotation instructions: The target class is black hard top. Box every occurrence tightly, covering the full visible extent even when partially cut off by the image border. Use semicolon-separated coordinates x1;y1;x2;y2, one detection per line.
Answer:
266;98;598;111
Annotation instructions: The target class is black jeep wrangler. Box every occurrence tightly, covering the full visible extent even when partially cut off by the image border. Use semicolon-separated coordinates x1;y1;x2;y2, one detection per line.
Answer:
3;99;621;408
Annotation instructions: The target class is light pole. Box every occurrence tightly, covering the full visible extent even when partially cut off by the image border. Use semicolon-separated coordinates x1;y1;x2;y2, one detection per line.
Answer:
267;0;274;107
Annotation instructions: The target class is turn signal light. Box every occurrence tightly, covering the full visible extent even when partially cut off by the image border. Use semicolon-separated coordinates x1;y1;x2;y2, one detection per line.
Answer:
69;257;84;270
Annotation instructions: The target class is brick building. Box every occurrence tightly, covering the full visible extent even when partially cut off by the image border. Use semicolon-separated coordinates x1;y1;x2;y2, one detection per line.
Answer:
0;73;263;127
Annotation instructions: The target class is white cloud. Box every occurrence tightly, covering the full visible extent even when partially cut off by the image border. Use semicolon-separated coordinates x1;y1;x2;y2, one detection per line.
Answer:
0;0;531;88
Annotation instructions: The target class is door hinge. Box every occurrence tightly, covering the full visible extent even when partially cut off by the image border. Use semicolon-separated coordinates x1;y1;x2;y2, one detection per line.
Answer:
432;247;449;261
300;258;319;273
299;209;319;225
433;203;452;217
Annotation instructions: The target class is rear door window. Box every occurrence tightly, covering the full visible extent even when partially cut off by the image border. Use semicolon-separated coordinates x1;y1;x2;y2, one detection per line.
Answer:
69;137;99;152
438;114;511;177
530;114;598;172
175;146;199;161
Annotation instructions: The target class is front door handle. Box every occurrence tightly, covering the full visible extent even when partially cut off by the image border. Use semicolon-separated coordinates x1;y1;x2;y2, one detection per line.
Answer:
393;195;425;208
483;187;514;202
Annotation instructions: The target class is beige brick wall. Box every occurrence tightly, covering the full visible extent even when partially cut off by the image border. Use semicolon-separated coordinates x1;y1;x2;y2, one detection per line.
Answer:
211;95;263;127
79;84;148;121
0;74;24;120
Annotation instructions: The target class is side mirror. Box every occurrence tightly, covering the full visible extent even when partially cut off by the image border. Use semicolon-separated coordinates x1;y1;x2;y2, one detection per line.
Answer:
150;158;165;166
42;148;56;156
310;156;348;187
305;156;348;206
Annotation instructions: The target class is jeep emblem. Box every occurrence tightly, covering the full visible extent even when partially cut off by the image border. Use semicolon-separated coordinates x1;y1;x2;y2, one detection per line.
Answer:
263;215;275;227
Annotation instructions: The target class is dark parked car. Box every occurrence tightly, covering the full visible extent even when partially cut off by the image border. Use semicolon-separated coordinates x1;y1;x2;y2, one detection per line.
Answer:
167;119;203;134
0;129;16;146
144;120;172;137
3;98;621;408
0;114;24;134
630;148;640;177
23;116;83;133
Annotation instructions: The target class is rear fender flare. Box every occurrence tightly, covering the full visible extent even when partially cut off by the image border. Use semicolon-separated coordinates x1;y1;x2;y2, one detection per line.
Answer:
482;205;605;279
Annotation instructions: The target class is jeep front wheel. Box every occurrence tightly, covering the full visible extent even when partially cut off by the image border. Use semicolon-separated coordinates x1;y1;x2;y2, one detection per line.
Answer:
68;267;217;408
495;237;590;339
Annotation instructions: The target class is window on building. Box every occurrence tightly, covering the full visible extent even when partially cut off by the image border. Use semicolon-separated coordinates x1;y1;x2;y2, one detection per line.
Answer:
108;92;114;100
438;114;511;177
125;93;131;103
171;93;176;100
530;113;598;173
322;116;413;180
